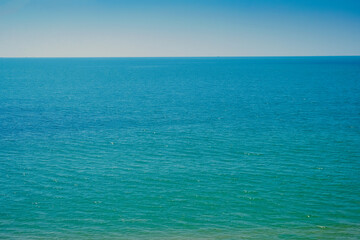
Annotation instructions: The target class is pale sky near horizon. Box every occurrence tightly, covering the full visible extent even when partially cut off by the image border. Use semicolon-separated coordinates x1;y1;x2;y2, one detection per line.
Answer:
0;0;360;57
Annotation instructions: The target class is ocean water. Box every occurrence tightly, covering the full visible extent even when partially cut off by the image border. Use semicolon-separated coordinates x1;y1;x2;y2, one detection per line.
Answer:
0;57;359;239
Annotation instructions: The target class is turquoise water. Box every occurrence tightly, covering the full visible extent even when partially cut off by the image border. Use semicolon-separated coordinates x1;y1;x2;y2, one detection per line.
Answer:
0;57;359;239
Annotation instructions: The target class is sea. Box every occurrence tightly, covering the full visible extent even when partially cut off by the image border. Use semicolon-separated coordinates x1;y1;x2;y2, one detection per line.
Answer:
0;57;359;239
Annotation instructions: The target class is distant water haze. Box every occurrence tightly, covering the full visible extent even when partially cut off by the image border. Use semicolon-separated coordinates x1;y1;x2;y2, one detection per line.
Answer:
0;0;360;57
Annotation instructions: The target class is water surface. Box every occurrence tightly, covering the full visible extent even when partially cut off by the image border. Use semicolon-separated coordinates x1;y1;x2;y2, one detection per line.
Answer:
0;57;359;239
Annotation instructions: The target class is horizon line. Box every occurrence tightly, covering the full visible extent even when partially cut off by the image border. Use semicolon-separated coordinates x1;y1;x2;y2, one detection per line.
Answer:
1;55;360;59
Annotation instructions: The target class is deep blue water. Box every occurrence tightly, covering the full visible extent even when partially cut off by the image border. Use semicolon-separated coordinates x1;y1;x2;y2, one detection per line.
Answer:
0;57;359;239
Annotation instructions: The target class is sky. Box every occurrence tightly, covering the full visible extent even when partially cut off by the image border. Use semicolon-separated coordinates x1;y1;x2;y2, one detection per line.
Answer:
0;0;359;57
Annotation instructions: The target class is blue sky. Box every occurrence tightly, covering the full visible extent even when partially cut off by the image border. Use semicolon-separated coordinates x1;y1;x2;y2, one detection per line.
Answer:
0;0;359;57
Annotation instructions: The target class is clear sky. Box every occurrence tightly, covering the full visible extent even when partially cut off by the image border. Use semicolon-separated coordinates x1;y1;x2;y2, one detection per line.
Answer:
0;0;359;57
